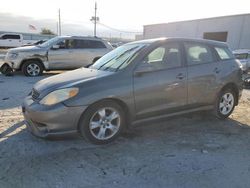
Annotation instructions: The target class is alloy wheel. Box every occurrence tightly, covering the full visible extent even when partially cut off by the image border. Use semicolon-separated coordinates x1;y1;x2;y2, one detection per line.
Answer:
89;107;121;140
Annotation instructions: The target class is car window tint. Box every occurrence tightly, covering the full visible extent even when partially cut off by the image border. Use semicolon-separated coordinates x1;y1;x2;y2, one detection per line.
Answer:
215;47;234;60
146;43;182;69
70;39;106;49
57;40;67;49
2;34;20;39
74;40;88;49
147;47;165;63
234;53;248;60
88;40;106;48
184;43;213;65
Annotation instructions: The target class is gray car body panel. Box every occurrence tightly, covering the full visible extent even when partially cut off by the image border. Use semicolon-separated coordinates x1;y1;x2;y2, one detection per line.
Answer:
22;38;243;137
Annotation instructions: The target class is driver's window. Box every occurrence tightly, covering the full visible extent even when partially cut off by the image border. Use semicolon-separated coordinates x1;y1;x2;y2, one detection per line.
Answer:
147;47;165;63
145;43;182;69
57;40;66;49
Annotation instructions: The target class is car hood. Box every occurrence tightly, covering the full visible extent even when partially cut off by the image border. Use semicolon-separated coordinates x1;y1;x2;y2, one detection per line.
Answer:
34;68;113;95
8;45;46;53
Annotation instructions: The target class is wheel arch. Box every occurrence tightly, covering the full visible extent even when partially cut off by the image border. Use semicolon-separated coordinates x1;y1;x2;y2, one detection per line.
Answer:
20;58;45;71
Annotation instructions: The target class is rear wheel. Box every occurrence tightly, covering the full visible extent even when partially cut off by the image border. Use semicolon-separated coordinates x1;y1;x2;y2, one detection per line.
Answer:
79;100;125;144
214;89;236;119
22;60;44;76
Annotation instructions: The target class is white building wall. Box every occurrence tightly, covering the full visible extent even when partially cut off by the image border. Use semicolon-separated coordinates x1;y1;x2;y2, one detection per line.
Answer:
144;14;250;50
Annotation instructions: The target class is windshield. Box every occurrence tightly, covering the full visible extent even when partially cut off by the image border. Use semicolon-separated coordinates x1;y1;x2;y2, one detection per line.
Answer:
234;53;248;60
38;36;61;48
91;43;147;72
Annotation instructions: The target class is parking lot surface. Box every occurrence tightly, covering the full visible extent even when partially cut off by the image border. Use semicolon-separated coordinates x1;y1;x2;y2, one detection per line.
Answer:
0;72;250;188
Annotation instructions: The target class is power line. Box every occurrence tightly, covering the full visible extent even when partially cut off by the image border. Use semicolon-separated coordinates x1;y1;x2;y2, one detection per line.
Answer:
98;22;142;34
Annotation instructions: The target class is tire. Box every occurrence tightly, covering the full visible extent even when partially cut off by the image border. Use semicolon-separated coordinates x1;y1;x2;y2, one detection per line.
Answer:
214;89;236;119
22;60;44;77
79;100;125;144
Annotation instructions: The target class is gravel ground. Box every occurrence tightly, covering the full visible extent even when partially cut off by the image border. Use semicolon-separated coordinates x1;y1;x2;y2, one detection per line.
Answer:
0;72;250;188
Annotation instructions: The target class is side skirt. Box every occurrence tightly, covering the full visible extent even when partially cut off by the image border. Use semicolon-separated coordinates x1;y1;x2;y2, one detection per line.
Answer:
131;105;214;126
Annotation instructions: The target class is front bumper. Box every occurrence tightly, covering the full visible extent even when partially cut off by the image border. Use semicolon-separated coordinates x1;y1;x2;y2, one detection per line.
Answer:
5;59;22;70
22;96;87;138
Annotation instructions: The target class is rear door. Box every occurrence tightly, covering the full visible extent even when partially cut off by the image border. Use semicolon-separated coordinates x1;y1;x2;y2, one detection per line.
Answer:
184;42;222;106
133;42;188;119
75;40;109;66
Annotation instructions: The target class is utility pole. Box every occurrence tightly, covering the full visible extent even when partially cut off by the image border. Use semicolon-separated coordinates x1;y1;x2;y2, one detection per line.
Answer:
90;2;99;37
56;22;58;35
94;2;97;37
58;9;61;36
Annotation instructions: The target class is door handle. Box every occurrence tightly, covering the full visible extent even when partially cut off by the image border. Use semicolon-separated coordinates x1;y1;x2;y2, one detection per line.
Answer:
213;67;221;74
176;73;185;80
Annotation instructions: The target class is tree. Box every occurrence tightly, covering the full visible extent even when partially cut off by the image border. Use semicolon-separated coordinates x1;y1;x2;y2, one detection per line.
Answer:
40;28;55;35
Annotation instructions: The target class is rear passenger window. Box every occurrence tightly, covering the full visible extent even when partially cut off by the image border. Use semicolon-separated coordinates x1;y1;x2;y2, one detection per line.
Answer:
184;43;214;65
88;40;106;48
73;40;106;49
215;47;234;60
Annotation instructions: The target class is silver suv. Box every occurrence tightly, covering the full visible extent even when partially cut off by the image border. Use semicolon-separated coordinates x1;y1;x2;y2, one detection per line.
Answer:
4;36;113;76
233;49;250;73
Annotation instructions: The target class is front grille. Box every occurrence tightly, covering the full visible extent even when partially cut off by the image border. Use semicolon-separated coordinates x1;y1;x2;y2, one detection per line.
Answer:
32;89;40;100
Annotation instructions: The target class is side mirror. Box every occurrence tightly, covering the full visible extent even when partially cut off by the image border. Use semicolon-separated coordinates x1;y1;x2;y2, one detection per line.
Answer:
52;45;60;50
134;62;154;76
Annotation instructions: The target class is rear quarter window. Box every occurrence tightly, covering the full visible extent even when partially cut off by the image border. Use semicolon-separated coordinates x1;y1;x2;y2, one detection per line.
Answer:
214;47;234;60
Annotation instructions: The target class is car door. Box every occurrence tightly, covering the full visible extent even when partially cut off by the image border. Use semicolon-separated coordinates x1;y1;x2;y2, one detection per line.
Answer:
73;39;109;67
48;39;78;70
133;42;188;119
184;42;222;106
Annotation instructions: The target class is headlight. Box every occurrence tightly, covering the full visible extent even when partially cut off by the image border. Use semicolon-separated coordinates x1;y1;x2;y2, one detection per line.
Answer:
9;53;18;59
39;88;79;106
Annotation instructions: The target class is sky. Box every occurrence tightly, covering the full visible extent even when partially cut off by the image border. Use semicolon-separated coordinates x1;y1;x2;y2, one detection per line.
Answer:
0;0;250;39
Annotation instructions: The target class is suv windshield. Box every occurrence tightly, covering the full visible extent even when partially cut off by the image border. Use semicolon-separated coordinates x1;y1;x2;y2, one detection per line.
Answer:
91;43;147;72
38;36;62;48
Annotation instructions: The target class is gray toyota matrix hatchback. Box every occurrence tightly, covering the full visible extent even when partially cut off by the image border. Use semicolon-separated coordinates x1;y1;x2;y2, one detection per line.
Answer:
22;38;243;144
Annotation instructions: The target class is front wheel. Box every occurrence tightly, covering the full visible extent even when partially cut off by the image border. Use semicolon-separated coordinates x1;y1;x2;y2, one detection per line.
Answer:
79;100;125;144
22;60;44;77
214;89;236;119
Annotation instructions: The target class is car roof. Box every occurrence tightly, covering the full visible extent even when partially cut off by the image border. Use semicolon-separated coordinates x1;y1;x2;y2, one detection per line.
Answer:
233;49;250;54
58;35;105;41
129;37;228;47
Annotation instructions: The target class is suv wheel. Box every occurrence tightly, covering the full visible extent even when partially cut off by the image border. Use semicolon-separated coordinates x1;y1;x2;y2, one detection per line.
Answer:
79;100;125;144
214;89;236;119
22;60;44;77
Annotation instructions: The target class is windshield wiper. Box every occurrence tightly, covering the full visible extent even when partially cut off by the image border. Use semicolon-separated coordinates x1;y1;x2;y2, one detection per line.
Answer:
97;56;116;70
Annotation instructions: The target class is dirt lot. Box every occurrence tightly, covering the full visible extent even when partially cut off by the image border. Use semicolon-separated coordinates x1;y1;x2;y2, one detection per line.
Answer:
0;72;250;188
